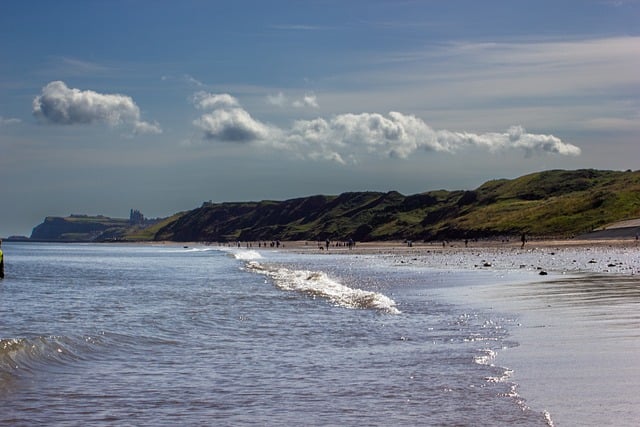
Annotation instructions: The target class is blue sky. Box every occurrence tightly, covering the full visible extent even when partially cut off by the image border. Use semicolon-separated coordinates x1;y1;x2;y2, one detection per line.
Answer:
1;0;639;237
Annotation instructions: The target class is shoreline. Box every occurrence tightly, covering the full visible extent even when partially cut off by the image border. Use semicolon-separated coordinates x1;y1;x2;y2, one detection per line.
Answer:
270;238;640;276
280;237;640;250
137;237;640;276
6;238;639;275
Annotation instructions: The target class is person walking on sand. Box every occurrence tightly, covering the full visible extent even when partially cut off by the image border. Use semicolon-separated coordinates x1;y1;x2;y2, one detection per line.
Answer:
521;233;526;248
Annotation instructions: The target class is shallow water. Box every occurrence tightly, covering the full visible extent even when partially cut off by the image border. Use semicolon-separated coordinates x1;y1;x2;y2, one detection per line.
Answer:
2;242;633;425
476;274;640;426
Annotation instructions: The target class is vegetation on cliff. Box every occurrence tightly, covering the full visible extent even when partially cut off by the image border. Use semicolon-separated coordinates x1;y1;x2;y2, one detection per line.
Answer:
28;169;640;242
155;169;640;242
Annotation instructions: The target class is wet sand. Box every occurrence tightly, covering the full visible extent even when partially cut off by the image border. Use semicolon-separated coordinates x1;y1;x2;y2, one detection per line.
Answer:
281;238;640;425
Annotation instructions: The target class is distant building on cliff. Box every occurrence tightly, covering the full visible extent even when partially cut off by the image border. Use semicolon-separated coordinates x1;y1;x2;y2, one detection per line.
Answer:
129;209;145;225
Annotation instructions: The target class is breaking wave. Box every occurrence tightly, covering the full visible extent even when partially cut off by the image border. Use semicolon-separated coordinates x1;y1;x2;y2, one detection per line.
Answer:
245;260;400;314
232;250;263;261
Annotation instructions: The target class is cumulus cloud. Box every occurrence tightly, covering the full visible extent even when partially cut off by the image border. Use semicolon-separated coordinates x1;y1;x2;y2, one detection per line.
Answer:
192;91;240;110
434;125;582;157
133;120;162;135
32;81;161;134
192;92;581;161
283;113;581;162
194;108;272;142
192;92;274;143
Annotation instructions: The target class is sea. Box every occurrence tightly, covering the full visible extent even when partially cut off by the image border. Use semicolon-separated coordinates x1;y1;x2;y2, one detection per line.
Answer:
1;242;639;426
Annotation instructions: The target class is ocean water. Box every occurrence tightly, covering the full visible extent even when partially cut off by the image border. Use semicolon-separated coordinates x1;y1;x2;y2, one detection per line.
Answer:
1;242;637;426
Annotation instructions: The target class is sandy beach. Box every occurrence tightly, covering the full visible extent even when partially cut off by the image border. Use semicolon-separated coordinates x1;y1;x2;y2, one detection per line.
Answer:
268;237;640;425
277;238;640;276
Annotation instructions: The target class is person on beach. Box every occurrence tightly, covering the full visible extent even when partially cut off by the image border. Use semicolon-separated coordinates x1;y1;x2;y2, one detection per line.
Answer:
521;233;526;248
0;240;4;278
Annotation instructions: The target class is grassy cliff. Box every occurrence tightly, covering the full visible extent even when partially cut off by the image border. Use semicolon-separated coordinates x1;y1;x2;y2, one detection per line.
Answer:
29;169;640;242
155;169;640;242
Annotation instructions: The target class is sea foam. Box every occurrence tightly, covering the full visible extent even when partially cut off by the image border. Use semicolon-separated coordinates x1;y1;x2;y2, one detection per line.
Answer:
245;260;400;314
232;250;263;261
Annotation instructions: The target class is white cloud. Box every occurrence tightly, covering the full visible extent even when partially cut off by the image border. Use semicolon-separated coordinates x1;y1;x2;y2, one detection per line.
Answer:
32;81;161;134
192;92;581;162
192;92;274;143
0;116;21;126
285;113;580;162
133;120;162;135
194;109;272;142
192;92;240;110
292;93;319;108
434;125;581;157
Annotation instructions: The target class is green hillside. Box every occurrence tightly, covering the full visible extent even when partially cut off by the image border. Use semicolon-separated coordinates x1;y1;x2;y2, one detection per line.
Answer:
155;169;640;242
28;169;640;243
123;213;187;241
459;169;640;236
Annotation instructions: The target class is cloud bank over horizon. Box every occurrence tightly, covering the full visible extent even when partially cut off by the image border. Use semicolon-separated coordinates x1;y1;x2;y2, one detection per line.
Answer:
32;81;162;135
192;91;582;164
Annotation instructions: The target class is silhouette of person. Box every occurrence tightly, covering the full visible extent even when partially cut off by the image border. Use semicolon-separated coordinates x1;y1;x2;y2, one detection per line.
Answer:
0;240;4;278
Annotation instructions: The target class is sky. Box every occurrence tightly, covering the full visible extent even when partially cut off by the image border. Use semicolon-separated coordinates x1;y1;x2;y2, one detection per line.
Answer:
1;0;639;237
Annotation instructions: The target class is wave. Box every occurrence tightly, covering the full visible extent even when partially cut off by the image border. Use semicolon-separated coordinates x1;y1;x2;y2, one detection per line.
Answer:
161;246;220;253
0;335;104;383
245;260;400;314
182;247;219;253
0;332;176;388
232;250;263;261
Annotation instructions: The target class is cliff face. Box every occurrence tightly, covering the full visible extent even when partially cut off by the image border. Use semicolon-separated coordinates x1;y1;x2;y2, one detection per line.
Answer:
154;193;398;242
30;216;131;241
155;169;640;242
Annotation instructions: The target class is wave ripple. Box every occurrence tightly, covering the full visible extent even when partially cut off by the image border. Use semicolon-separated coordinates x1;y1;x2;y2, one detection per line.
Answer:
0;335;102;381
